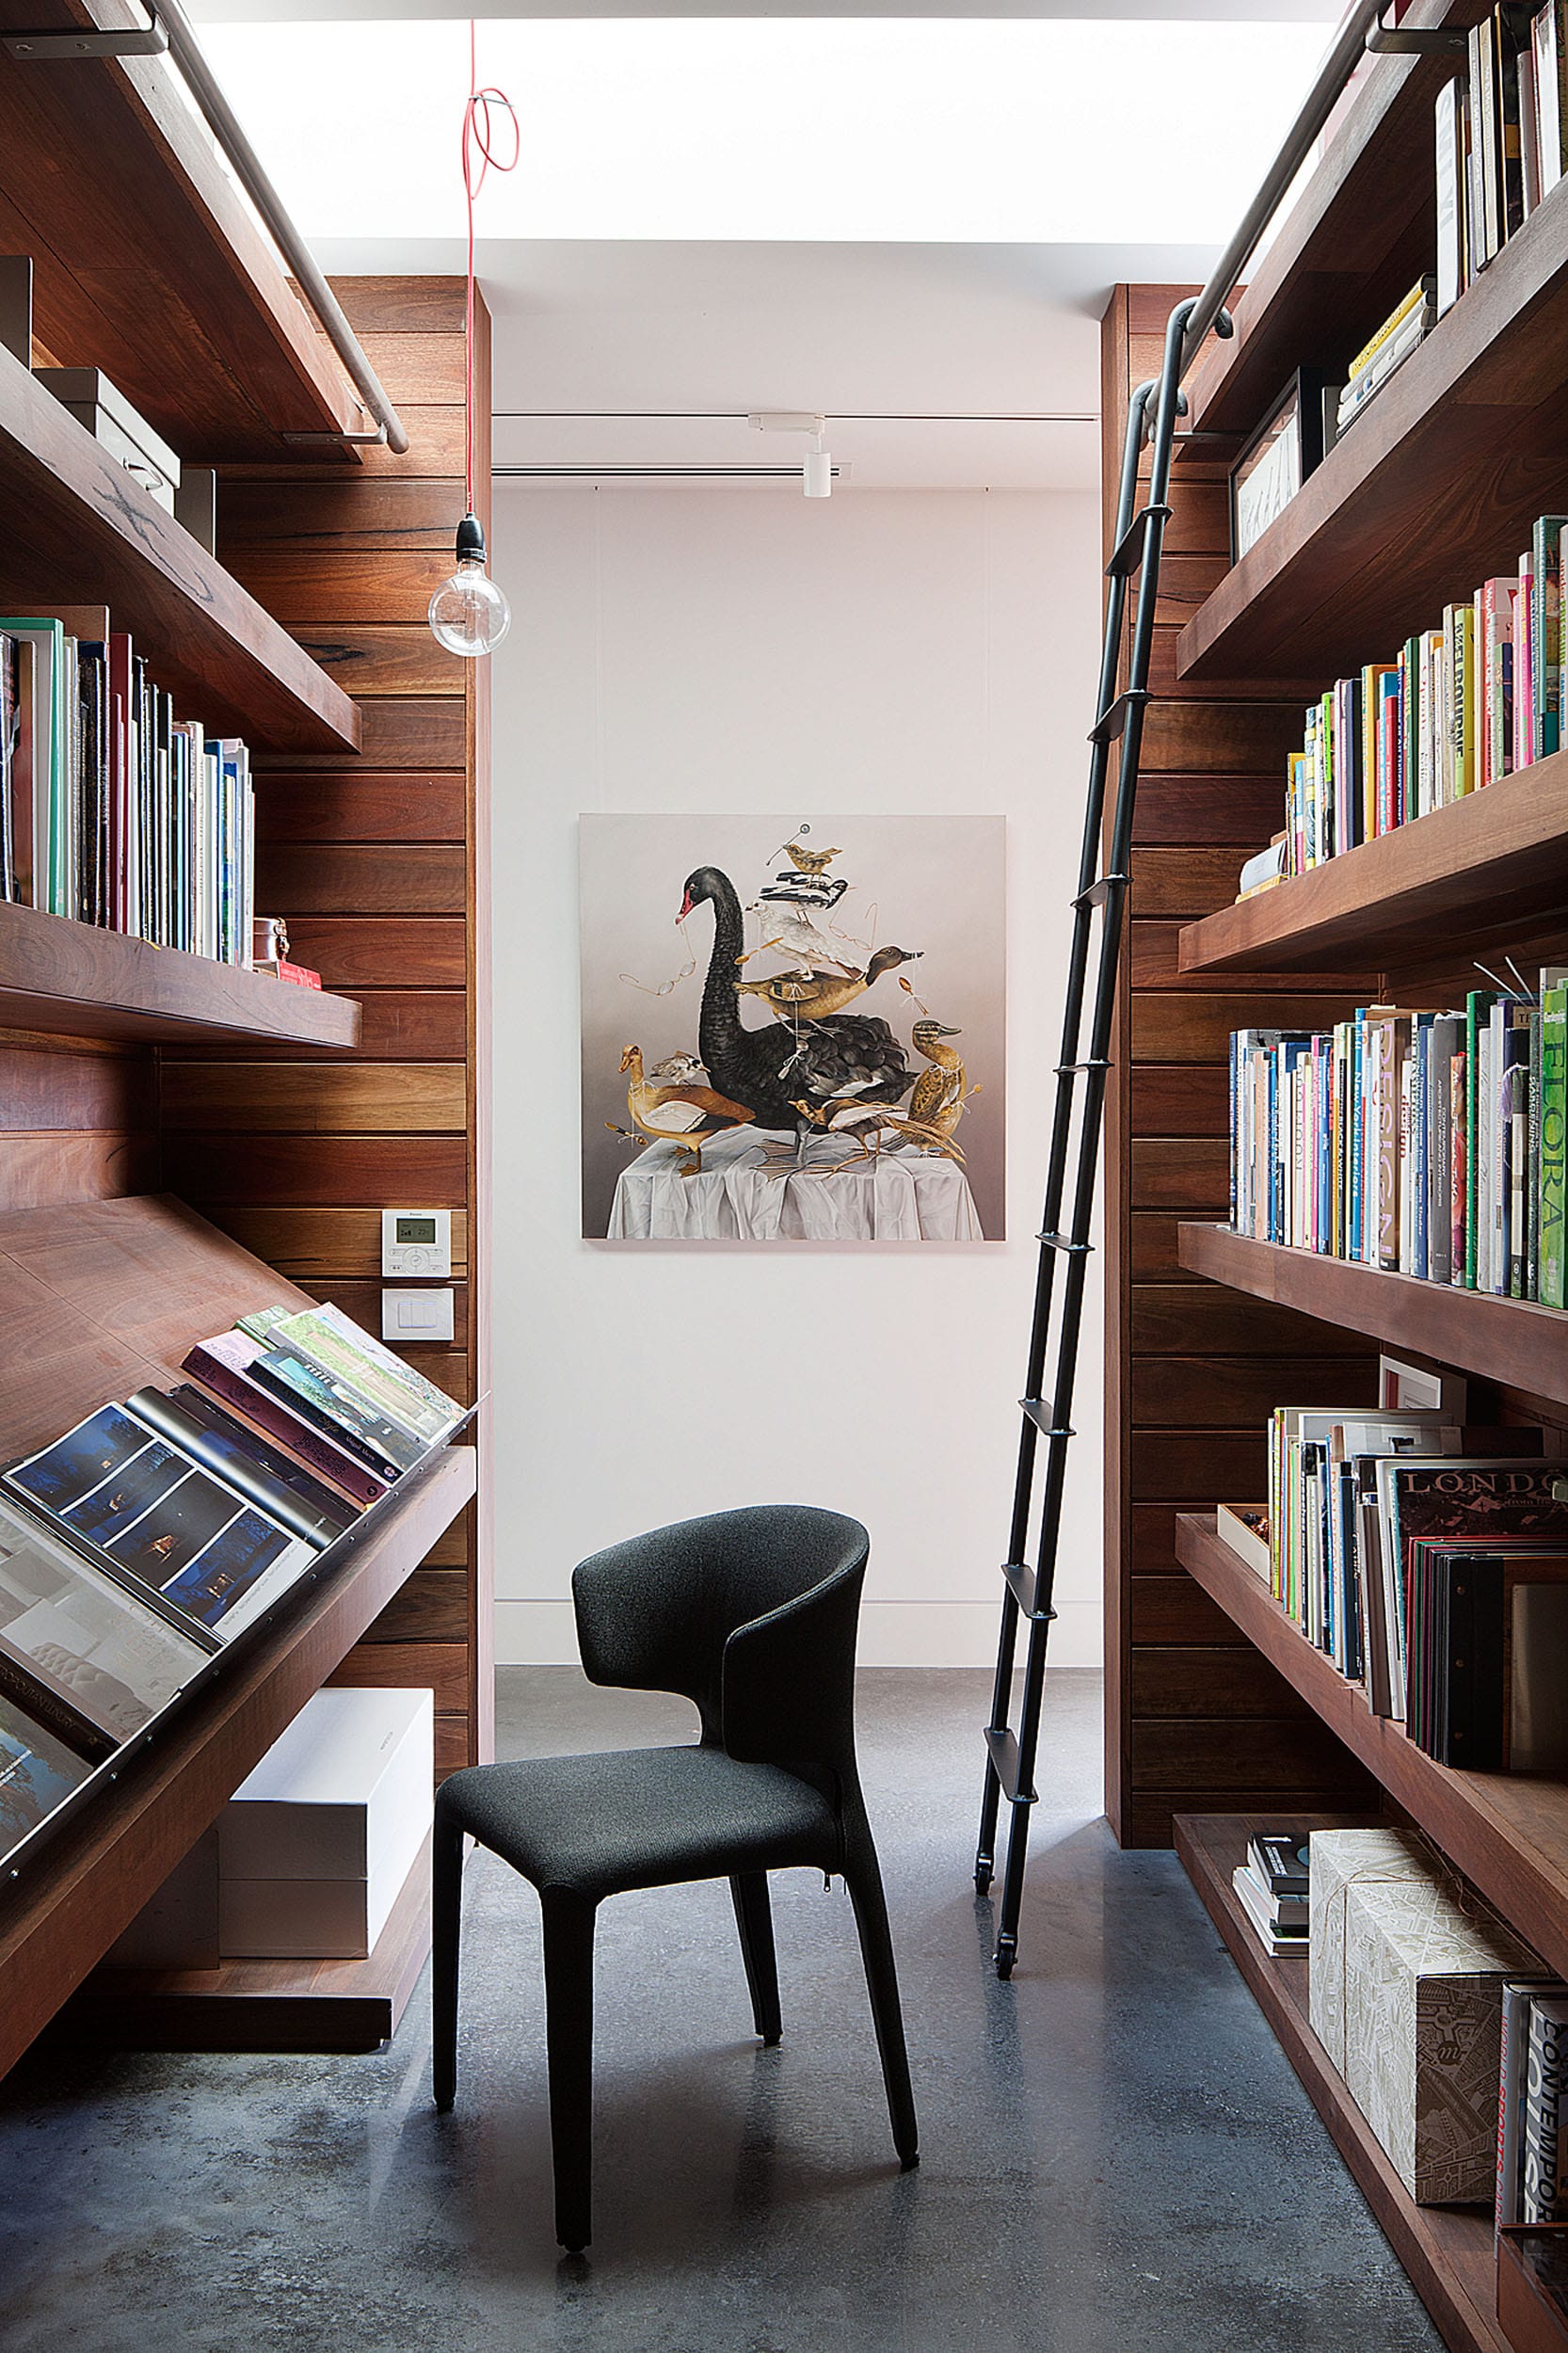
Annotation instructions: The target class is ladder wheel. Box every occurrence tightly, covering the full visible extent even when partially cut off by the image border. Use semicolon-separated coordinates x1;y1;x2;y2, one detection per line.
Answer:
974;1866;992;1897
994;1935;1016;1981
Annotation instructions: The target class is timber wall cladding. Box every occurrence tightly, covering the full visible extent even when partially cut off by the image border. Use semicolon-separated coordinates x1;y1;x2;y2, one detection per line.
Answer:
163;276;492;1781
1101;286;1379;1848
0;1034;155;1212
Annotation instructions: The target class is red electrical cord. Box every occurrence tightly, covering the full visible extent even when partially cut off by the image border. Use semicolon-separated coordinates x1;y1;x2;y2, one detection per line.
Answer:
461;20;519;519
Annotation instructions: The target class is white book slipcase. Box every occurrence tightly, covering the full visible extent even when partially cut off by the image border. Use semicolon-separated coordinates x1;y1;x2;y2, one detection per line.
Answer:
1309;1827;1542;2202
218;1688;433;1960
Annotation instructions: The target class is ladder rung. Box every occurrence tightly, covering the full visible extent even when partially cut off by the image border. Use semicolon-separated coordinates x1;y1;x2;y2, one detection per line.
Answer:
1020;1397;1075;1438
1104;501;1171;580
1088;688;1147;746
1073;873;1129;911
1035;1230;1094;1255
984;1725;1037;1806
1054;1058;1112;1075
1001;1560;1058;1624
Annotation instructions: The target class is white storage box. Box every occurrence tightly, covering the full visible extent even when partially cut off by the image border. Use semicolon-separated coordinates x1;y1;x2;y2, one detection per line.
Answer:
1309;1826;1542;2202
218;1687;433;1959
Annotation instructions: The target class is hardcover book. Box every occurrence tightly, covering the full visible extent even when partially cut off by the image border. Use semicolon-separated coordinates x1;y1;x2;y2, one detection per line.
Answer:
0;1691;91;1864
182;1333;392;1509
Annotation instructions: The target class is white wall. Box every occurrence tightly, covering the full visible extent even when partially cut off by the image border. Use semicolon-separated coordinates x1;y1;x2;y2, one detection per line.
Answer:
489;483;1103;1666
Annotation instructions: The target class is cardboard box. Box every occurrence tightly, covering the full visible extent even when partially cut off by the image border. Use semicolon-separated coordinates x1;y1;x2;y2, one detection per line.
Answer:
1309;1826;1542;2202
218;1688;433;1959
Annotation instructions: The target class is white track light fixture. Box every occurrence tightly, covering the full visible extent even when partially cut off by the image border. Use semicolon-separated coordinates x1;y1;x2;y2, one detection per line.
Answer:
749;411;833;499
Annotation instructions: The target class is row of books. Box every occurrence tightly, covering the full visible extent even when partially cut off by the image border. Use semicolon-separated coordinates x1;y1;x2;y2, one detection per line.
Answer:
1255;1392;1568;1747
0;1298;463;1871
1335;278;1434;440
0;615;255;964
1439;3;1568;316
1277;512;1566;879
1501;1980;1568;2226
1227;978;1568;1307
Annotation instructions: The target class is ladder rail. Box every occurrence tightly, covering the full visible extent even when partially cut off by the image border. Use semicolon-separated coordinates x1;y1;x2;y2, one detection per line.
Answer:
975;379;1153;1890
977;298;1206;1973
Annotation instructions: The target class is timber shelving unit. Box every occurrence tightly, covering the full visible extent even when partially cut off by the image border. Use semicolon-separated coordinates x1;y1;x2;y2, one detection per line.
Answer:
1104;6;1568;2346
0;5;490;2065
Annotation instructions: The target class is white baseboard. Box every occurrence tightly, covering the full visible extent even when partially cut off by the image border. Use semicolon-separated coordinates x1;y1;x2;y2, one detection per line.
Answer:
493;1596;1102;1671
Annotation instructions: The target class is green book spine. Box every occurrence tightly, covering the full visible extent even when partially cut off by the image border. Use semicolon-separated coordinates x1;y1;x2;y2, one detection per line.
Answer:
1543;982;1568;1310
1465;989;1496;1289
1528;1003;1544;1301
1536;517;1568;760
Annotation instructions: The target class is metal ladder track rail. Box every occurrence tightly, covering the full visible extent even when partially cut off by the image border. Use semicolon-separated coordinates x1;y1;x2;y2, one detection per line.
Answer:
975;296;1202;1979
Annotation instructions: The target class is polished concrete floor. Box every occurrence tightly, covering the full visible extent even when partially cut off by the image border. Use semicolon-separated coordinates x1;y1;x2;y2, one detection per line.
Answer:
0;1668;1440;2353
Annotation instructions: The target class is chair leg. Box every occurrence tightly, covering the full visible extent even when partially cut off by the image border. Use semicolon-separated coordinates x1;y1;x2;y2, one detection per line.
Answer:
541;1888;599;2253
431;1805;464;2113
729;1871;783;2046
844;1842;919;2169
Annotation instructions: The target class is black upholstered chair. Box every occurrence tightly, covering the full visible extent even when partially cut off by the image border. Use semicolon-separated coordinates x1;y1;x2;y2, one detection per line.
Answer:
431;1504;919;2250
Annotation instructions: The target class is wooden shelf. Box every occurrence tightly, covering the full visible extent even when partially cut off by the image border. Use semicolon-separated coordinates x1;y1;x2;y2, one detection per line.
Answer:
57;1834;433;2055
1177;175;1568;685
1181;0;1480;448
0;899;360;1048
1175;1809;1512;2353
1176;1512;1568;1979
1177;1223;1568;1408
0;342;360;752
1176;756;1568;975
0;0;361;463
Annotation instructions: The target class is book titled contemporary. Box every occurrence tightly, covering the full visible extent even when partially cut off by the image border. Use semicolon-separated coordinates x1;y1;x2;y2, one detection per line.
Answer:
580;815;1006;1241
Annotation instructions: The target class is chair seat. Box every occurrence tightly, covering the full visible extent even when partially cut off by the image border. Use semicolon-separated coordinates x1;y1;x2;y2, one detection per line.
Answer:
439;1744;840;1902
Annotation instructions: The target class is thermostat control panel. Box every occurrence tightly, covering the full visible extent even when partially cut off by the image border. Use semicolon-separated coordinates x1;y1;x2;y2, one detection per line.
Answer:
381;1208;452;1279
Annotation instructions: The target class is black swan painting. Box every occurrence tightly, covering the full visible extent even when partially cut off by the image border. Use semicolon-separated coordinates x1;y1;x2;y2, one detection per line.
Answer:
677;865;915;1132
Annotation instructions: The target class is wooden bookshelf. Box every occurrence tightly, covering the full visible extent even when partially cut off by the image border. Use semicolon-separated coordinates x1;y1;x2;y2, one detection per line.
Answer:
1176;1224;1568;1410
1176;756;1568;975
0;341;360;751
0;0;361;460
0;899;360;1048
1174;1810;1512;2353
1179;0;1480;448
1176;1513;1568;1979
1177;176;1568;684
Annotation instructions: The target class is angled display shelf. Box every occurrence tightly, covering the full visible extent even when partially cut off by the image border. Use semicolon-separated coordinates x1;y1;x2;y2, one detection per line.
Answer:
0;343;360;751
0;0;360;460
1175;1811;1511;2353
1177;1224;1568;1409
1177;177;1568;684
0;900;360;1047
0;1195;473;2071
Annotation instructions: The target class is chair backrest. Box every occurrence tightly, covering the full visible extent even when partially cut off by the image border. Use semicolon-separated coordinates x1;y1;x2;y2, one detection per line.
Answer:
571;1505;869;1788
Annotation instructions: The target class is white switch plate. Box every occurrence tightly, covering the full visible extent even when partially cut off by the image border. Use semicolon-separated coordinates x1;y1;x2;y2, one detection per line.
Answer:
380;1209;452;1278
381;1288;455;1343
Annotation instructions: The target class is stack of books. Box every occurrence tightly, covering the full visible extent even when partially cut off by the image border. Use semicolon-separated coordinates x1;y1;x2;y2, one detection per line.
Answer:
1500;1980;1568;2224
1440;3;1568;313
1266;1392;1568;1727
1231;1830;1310;1959
1227;973;1568;1305
1274;509;1567;882
1336;279;1435;438
0;617;255;965
0;1299;463;1873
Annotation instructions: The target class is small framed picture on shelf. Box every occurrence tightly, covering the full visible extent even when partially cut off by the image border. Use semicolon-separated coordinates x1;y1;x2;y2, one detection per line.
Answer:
1228;370;1340;564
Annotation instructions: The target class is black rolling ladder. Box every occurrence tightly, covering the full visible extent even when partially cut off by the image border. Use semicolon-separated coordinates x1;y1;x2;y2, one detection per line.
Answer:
974;295;1228;1977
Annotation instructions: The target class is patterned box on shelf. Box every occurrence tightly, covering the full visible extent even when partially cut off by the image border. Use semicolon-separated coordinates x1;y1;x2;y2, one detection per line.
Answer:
1309;1827;1543;2203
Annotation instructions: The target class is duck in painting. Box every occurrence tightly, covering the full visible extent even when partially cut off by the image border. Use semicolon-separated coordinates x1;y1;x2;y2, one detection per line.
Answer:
648;1050;706;1086
734;946;921;1024
907;1021;968;1137
790;1096;966;1167
617;1045;754;1176
783;840;842;876
741;899;859;978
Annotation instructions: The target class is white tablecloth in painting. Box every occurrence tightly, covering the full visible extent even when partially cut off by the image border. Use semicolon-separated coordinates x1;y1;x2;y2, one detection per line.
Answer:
606;1125;984;1241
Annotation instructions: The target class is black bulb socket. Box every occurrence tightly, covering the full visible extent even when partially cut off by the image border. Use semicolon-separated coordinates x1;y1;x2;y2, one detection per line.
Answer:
456;512;488;565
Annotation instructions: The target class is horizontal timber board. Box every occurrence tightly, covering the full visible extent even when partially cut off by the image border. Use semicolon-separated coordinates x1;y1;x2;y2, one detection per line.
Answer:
1128;1138;1230;1209
1128;849;1251;918
1130;1646;1311;1717
1131;1354;1378;1426
158;1063;466;1133
0;1047;152;1132
1128;1064;1230;1135
1131;1432;1265;1501
367;1569;471;1642
281;920;467;990
295;628;468;698
1131;992;1366;1060
1130;1281;1382;1356
1128;1576;1250;1645
209;1206;469;1280
1129;1717;1369;1791
1131;777;1285;845
252;699;466;773
252;775;467;844
220;478;468;558
329;1638;467;1712
254;843;467;917
231;552;453;628
1140;702;1301;774
168;1133;467;1205
0;1129;155;1209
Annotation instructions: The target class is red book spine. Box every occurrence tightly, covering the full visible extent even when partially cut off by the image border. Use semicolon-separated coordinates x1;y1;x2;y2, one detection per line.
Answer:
182;1343;389;1507
277;959;322;990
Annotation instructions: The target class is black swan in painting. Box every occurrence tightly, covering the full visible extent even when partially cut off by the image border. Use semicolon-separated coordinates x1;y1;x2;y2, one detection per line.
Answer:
677;865;914;1133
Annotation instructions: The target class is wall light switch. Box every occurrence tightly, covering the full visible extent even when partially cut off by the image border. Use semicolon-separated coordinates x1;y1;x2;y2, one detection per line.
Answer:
381;1209;452;1279
381;1288;455;1344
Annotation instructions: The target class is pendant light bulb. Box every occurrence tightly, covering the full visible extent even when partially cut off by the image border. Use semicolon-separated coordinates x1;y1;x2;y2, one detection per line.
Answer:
429;512;510;658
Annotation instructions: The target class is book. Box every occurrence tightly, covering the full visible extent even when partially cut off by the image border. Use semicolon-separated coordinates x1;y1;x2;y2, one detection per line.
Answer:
0;1690;92;1865
1435;75;1468;315
1526;1995;1568;2221
1248;1829;1310;1901
3;1401;315;1645
1376;1458;1568;1715
262;1302;464;1449
1231;1861;1308;1957
0;1488;209;1740
248;1349;424;1479
1215;1503;1270;1578
181;1332;392;1509
124;1386;355;1550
